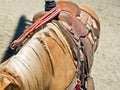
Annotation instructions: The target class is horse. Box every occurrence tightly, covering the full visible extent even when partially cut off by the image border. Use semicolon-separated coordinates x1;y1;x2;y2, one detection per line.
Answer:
0;1;100;90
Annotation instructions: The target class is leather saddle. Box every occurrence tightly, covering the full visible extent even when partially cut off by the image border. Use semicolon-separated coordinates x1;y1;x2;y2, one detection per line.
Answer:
56;1;95;69
57;1;89;39
33;1;100;69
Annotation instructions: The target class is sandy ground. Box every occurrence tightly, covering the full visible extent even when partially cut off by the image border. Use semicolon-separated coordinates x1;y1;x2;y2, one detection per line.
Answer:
0;0;120;90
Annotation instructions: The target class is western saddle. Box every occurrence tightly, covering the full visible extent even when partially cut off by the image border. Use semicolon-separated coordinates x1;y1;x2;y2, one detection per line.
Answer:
14;1;100;90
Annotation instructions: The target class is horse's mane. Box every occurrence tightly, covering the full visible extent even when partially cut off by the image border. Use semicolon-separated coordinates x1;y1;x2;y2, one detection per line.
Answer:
0;21;75;90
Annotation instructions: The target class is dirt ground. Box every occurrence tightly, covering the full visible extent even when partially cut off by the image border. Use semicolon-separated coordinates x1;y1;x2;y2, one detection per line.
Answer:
0;0;120;90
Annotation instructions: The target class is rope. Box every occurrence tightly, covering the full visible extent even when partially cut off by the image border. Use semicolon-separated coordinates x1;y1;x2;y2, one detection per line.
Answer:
10;6;61;49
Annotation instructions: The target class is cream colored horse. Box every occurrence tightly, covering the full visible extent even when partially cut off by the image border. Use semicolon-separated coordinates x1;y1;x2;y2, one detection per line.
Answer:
0;1;100;90
0;21;76;90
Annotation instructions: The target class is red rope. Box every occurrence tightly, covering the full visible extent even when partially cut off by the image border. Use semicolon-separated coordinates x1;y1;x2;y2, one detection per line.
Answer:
10;6;61;49
76;81;81;90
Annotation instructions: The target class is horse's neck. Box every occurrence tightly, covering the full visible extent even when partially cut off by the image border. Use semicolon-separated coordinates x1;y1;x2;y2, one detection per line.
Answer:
0;28;53;90
0;22;76;90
